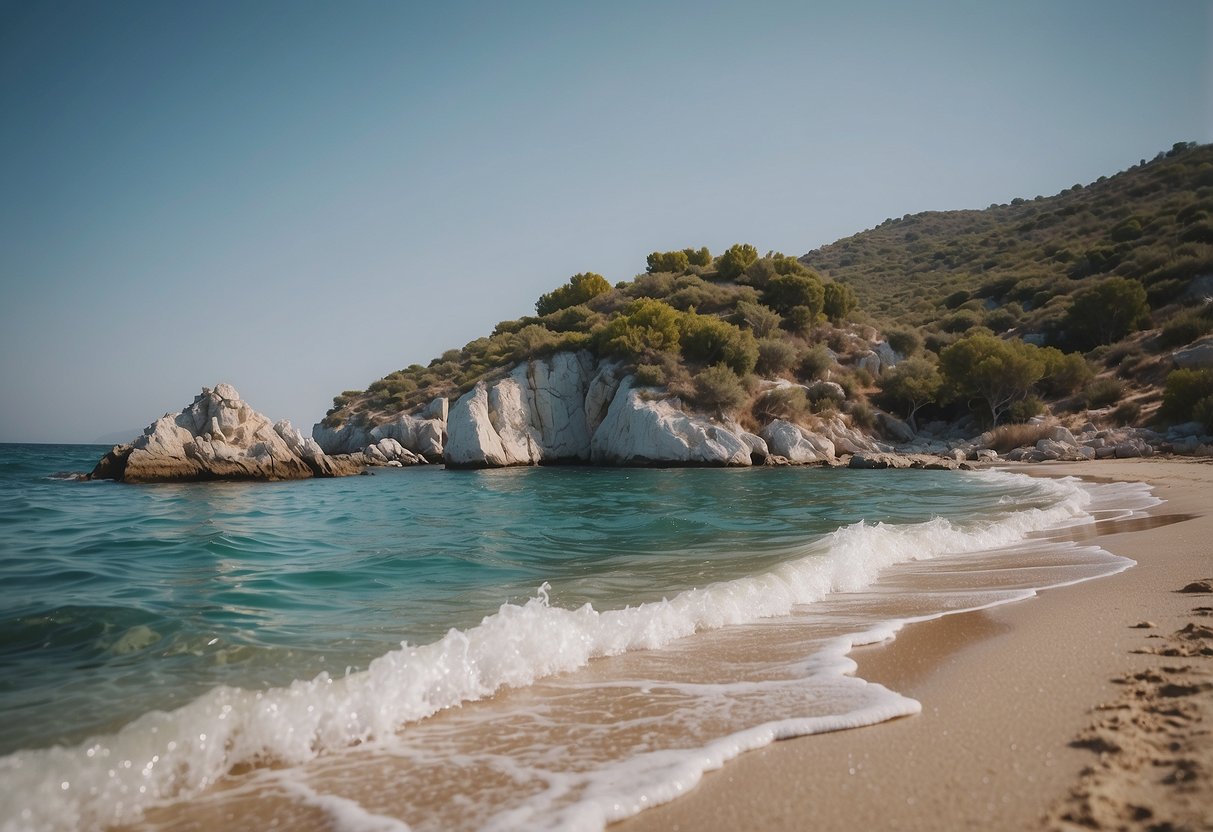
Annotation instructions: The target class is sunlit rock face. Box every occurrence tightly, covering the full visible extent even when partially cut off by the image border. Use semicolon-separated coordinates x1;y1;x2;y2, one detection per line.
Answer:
89;385;363;483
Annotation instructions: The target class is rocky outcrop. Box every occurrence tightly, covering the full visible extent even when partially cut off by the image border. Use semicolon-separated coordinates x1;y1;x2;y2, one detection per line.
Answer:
312;397;447;461
589;381;754;466
444;353;768;468
446;352;609;468
439;351;915;469
760;420;835;464
853;341;901;377
89;385;364;483
1172;337;1213;369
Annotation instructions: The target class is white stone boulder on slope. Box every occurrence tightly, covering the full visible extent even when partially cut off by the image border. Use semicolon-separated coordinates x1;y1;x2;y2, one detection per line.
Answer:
760;420;836;464
312;397;447;459
589;380;753;466
444;352;759;468
445;352;611;468
89;384;363;483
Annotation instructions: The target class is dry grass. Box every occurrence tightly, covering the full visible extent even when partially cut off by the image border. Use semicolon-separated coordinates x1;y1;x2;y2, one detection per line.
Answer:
987;423;1054;453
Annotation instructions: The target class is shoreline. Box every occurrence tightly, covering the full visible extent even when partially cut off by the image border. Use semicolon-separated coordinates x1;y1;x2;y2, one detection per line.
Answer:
615;458;1213;832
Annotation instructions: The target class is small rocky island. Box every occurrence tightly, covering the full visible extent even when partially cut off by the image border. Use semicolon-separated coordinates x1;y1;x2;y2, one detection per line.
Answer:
89;384;365;483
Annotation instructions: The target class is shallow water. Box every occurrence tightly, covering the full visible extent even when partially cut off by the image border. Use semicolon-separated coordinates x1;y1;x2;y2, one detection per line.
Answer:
0;444;1156;831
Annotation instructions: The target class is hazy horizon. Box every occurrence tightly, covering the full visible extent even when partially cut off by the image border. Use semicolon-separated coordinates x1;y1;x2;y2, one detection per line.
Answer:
2;1;1210;443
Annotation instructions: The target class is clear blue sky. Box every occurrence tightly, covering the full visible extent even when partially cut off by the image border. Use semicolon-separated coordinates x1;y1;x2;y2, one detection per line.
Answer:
1;0;1209;443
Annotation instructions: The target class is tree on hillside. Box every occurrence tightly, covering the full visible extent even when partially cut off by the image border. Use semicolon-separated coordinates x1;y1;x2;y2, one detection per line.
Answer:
596;298;682;360
762;273;825;318
875;356;942;432
939;333;1045;427
715;243;759;281
823;282;857;323
683;246;713;267
679;314;758;375
646;250;691;274
536;272;612;316
1063;277;1150;350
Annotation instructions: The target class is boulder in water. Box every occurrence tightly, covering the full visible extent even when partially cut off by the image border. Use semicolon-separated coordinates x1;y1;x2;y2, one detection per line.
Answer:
89;385;364;483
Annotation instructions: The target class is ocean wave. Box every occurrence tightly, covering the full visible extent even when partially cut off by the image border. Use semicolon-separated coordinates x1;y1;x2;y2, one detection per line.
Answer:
0;471;1153;832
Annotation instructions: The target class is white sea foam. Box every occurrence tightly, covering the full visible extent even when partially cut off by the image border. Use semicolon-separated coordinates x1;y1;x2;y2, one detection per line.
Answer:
0;471;1156;832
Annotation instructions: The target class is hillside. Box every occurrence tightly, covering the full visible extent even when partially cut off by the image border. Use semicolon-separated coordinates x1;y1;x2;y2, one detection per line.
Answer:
801;142;1213;341
321;143;1213;452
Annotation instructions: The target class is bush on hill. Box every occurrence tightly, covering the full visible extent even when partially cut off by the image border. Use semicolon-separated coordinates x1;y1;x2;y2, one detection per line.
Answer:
536;272;612;316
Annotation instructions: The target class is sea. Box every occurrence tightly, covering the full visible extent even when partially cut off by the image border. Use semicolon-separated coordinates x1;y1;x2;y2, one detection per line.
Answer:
0;442;1158;832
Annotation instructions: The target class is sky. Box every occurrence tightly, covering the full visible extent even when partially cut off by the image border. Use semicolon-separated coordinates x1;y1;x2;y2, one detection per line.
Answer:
1;0;1210;443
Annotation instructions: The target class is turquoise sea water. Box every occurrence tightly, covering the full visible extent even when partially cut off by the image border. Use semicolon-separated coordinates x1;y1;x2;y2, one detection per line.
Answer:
0;443;1153;831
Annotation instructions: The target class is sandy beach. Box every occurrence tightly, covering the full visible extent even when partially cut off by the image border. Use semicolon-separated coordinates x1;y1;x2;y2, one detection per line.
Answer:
616;459;1213;832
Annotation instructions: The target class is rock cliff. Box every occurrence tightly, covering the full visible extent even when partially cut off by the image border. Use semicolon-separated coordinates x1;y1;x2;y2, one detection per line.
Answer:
89;385;364;483
439;351;862;469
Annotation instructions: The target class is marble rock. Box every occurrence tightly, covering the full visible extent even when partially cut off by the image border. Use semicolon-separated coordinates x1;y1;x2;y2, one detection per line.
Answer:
90;385;362;483
589;380;752;466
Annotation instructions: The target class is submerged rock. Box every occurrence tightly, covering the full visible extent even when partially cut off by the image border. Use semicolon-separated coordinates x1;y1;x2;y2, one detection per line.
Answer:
89;385;364;483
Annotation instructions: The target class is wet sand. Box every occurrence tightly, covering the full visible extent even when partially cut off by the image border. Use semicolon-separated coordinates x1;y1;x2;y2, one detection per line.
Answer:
616;459;1213;832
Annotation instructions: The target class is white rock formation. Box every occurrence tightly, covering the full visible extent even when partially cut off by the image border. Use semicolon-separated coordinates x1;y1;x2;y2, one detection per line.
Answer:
589;381;752;466
760;420;836;464
313;397;447;459
91;385;362;482
443;354;758;468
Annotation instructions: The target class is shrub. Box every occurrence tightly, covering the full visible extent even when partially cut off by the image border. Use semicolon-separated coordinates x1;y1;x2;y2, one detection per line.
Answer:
689;364;748;415
679;314;758;375
1111;401;1141;426
823;282;858;322
875;356;943;431
735;301;783;337
1063;277;1150;349
646;250;690;274
597;298;683;360
886;327;922;357
536;272;612;316
782;305;819;336
984;308;1018;333
1160;368;1213;423
627;272;677;300
634;364;666;387
941;309;982;333
798;345;834;381
715;243;760;281
1158;308;1213;348
1193;395;1213;431
753;387;810;422
942;290;970;309
756;338;799;376
763;273;825;317
1085;377;1124;408
1038;348;1093;397
684;246;712;267
540;304;600;333
1007;395;1045;423
741;254;809;288
847;400;876;429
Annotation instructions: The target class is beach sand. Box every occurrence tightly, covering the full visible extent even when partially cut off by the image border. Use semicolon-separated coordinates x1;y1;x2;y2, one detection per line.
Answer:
615;459;1213;832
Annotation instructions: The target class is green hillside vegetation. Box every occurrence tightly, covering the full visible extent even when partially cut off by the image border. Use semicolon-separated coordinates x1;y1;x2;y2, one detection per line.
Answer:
802;142;1213;344
803;141;1213;427
324;246;869;429
326;143;1213;438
